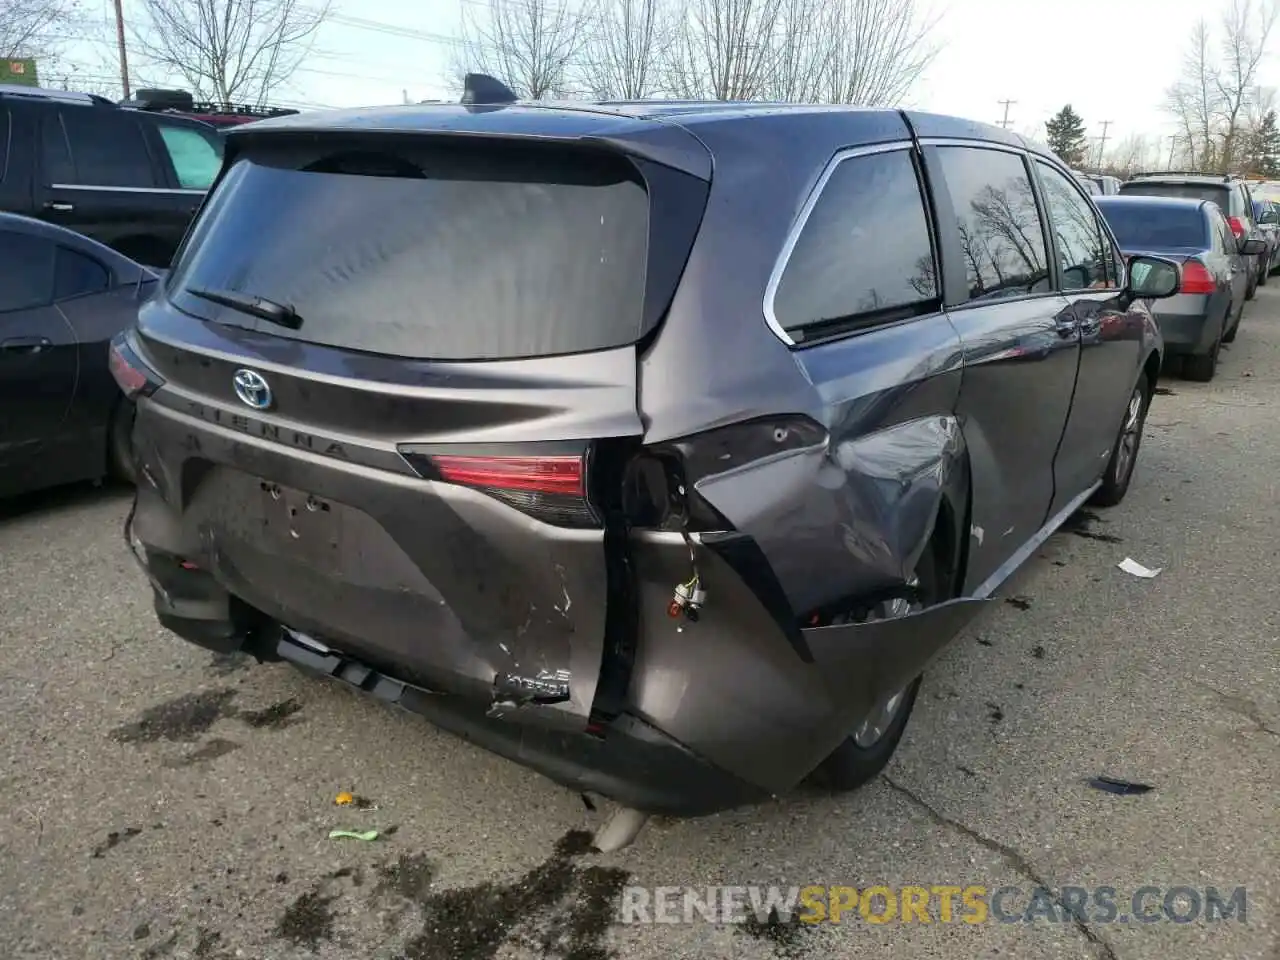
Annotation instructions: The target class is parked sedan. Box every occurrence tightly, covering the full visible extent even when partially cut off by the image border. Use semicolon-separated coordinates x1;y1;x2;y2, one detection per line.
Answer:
118;88;1179;851
1253;198;1280;276
0;213;159;498
1096;195;1263;381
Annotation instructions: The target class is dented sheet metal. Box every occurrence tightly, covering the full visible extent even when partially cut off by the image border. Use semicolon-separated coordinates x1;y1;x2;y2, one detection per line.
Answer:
692;416;964;619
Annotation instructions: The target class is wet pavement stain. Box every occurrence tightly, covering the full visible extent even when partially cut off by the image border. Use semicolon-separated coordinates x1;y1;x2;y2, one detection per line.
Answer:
192;928;242;960
164;738;240;768
389;829;630;960
740;907;811;959
1005;597;1032;611
276;887;337;950
1062;510;1123;544
90;826;142;858
238;698;303;729
110;689;238;744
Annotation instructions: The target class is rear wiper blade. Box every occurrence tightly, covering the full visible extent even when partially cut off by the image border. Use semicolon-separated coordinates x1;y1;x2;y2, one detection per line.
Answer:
187;287;302;329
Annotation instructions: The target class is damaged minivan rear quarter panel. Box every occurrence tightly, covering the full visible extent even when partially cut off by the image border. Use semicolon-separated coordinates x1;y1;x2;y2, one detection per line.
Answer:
624;110;989;796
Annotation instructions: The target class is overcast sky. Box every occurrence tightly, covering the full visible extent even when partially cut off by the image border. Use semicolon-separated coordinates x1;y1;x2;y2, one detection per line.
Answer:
62;0;1280;149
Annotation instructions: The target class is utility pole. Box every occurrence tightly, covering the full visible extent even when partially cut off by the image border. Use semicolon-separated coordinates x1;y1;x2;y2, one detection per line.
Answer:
997;99;1017;130
1096;120;1113;168
1167;135;1179;170
112;0;131;99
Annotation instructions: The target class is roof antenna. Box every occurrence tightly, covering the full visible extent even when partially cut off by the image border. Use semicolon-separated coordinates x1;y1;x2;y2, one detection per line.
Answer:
461;73;517;106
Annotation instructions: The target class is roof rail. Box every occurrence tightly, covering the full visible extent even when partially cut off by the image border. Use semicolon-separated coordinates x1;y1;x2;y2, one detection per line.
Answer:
119;88;298;119
0;83;115;106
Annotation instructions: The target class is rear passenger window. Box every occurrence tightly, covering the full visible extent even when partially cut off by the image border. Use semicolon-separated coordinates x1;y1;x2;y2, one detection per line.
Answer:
59;108;156;187
0;232;55;311
771;148;937;341
156;123;223;189
934;146;1050;302
54;246;111;300
1035;162;1117;291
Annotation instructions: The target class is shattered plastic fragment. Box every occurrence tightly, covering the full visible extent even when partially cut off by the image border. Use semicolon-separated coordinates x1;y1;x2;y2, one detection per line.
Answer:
334;792;354;806
328;829;379;842
1118;557;1162;578
1086;776;1154;796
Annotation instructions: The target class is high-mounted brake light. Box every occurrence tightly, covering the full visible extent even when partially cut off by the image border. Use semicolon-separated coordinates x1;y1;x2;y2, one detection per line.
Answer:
108;333;164;400
1180;260;1216;295
1227;216;1247;239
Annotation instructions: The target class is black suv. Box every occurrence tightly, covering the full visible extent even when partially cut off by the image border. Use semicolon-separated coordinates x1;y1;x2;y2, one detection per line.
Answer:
0;84;224;267
117;91;1179;850
1120;171;1265;297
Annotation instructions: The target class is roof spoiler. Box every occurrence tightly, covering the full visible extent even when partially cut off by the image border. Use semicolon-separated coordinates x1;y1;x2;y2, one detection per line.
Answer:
461;73;517;106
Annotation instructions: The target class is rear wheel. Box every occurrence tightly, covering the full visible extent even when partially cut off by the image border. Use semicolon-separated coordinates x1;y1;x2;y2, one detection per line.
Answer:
1223;302;1241;343
1183;340;1220;382
810;545;941;792
1091;373;1150;507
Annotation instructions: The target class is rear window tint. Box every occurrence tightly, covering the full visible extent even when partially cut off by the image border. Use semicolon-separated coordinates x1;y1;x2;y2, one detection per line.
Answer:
1097;203;1208;250
0;107;9;182
167;141;652;360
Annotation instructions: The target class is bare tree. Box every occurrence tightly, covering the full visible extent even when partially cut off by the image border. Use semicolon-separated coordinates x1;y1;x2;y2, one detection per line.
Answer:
456;0;591;99
577;0;667;98
662;0;784;100
1216;0;1278;169
131;0;329;105
1;0;80;59
1166;20;1220;169
823;0;937;106
764;0;832;102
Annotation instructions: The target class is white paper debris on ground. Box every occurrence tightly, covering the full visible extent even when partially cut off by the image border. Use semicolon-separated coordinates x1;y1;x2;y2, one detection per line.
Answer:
1118;557;1163;579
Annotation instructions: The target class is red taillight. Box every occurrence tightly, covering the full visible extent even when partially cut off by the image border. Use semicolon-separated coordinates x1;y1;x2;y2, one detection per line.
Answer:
1227;216;1246;239
1180;260;1216;294
403;451;597;528
108;333;163;399
431;456;585;496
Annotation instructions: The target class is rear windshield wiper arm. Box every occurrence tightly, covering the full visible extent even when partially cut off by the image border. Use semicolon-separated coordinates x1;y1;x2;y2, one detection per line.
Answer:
187;287;303;330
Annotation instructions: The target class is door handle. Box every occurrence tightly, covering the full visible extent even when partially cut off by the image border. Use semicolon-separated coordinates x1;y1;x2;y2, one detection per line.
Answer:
44;201;74;213
1;336;53;355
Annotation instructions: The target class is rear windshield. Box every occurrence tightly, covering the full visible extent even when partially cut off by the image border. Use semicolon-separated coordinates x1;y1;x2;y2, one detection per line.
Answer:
166;139;653;360
1098;203;1208;249
1119;181;1229;209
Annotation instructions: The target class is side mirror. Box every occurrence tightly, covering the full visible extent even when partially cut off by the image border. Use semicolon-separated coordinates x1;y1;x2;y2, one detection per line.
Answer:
1126;255;1181;300
1241;237;1267;255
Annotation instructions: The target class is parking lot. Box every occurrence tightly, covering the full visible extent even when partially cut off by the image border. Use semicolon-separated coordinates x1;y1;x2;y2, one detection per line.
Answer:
1;296;1277;960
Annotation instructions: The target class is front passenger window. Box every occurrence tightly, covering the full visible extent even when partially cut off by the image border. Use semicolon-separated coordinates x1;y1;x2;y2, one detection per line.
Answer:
1035;162;1117;292
0;232;55;312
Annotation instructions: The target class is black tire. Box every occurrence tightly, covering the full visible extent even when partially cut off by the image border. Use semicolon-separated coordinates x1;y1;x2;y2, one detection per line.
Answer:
809;546;941;792
1091;372;1150;508
108;400;138;485
1222;303;1240;343
1246;277;1257;300
1183;345;1219;382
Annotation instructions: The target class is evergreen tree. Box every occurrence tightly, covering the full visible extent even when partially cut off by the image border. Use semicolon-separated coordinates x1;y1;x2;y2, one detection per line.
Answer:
1045;105;1089;167
1246;110;1280;178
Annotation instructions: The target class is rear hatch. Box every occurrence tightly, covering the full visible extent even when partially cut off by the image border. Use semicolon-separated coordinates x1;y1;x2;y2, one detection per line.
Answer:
131;116;710;729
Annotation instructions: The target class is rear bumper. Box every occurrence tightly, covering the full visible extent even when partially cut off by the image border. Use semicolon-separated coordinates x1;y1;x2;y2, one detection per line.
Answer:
144;563;768;816
1152;308;1220;355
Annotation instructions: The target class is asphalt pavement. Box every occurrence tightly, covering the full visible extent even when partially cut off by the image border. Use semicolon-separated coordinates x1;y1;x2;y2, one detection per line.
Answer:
1;292;1277;960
